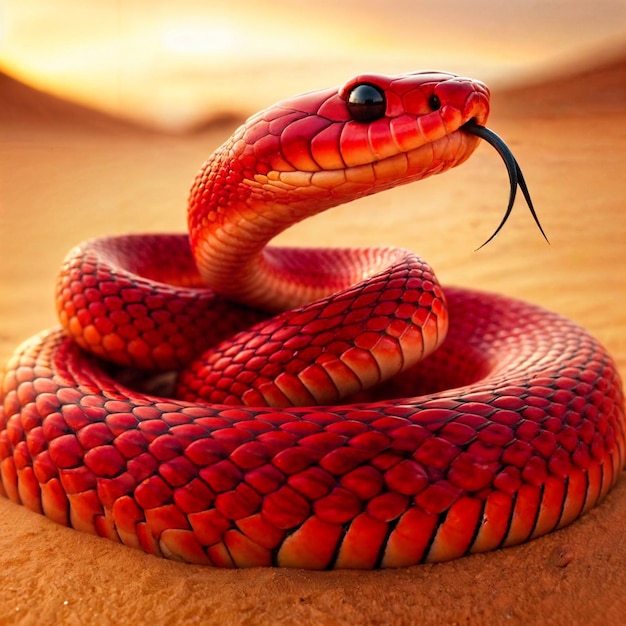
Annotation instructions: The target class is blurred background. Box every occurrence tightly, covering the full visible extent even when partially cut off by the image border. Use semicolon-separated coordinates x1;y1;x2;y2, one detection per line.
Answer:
1;0;625;131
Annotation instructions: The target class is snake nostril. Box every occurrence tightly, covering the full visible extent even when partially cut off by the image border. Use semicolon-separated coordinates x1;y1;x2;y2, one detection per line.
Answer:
428;94;441;111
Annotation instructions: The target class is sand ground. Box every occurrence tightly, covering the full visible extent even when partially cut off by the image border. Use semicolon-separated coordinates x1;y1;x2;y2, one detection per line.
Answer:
0;67;625;625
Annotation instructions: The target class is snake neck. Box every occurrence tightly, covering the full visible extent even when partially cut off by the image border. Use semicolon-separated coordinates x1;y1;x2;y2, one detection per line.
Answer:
187;132;358;312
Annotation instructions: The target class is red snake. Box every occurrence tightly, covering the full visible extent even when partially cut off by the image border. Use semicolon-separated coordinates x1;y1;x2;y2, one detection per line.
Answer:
0;71;624;569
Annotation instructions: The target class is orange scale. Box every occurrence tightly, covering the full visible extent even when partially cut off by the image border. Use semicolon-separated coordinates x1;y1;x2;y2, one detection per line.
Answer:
339;123;372;168
33;450;59;484
280;117;329;170
144;503;190;538
425;496;483;562
101;333;126;353
0;457;18;501
367;118;396;161
340;347;381;388
334;512;389;569
96;472;136;510
58;466;97;496
10;441;29;475
276;515;343;569
94;513;119;542
187;508;232;546
298;364;339;402
39;477;68;525
502;483;541;547
310;123;344;170
135;521;163;556
272;373;317;406
17;466;42;514
31;376;60;395
417;112;445;142
224;529;272;567
206;541;235;568
531;476;565;538
381;507;438;567
390;114;420;152
558;467;588;529
160;528;212;565
68;489;104;534
239;385;277;408
581;460;603;514
469;490;513;554
235;512;285;550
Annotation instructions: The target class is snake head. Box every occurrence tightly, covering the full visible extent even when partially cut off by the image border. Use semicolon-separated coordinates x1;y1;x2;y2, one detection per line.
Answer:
237;71;491;186
189;72;492;269
188;71;493;235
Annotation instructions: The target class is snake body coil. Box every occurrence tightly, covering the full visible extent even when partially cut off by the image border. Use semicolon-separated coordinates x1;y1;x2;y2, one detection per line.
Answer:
0;71;624;569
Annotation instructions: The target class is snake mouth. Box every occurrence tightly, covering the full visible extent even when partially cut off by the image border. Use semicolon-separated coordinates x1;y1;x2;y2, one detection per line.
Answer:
461;121;549;249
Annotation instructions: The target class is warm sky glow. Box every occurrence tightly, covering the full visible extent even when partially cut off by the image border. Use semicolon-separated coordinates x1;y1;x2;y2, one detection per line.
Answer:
1;0;624;130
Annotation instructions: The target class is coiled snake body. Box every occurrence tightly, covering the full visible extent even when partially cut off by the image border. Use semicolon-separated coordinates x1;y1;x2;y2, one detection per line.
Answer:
0;72;624;569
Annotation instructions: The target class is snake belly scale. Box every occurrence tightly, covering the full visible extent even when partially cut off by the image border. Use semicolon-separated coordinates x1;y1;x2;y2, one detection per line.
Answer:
0;71;623;569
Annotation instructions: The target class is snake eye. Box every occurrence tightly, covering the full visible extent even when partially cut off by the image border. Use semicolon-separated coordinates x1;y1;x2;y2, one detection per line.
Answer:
428;94;441;111
347;83;386;123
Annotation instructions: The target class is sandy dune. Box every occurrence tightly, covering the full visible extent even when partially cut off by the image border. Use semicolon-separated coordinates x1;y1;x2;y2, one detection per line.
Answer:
0;58;625;625
493;49;626;115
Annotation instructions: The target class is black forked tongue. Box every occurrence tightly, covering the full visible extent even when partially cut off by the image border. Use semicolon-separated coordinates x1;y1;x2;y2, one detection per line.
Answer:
462;121;549;250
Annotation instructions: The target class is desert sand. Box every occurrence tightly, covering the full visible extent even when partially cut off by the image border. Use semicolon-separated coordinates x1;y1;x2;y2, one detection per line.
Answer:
0;58;625;625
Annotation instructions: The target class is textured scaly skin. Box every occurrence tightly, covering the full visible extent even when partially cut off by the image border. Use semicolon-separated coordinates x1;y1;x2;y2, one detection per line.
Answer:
0;72;624;569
